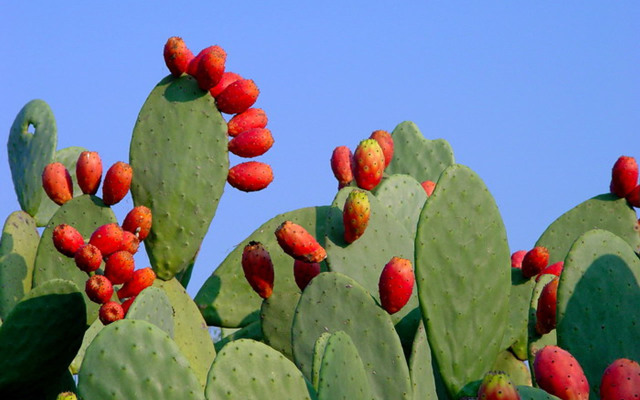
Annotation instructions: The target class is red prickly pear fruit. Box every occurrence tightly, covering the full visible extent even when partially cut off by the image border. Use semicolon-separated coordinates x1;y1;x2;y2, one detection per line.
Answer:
52;224;84;257
421;180;436;196
117;267;156;300
626;185;640;207
535;277;559;335
104;250;135;285
521;246;549;279
600;358;640;400
227;108;267;137
342;189;370;243
293;260;321;291
122;206;152;241
102;161;133;206
275;221;327;263
42;162;73;205
89;223;124;257
511;250;527;269
330;146;354;188
76;151;103;195
241;241;275;299
477;371;521;400
215;79;259;115
227;161;274;192
536;261;564;282
99;301;124;325
379;257;414;314
163;36;194;77
195;45;227;91
121;296;136;316
210;71;243;98
187;45;224;78
610;156;638;198
369;129;394;168
119;231;140;255
85;275;114;304
353;139;385;191
533;345;590;400
74;244;103;273
228;128;274;158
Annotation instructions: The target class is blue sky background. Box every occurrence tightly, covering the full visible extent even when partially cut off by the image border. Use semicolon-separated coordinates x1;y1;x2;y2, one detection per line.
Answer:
2;2;639;300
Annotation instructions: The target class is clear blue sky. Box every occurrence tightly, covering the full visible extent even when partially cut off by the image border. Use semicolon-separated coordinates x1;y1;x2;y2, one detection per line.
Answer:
2;2;639;299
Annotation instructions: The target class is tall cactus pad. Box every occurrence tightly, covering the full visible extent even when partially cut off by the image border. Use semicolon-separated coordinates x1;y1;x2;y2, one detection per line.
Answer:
78;319;204;400
205;339;315;400
409;322;439;400
372;174;427;238
195;206;329;327
125;287;175;337
385;121;454;183
415;164;510;398
557;229;640;398
8;99;57;217
70;318;104;374
32;195;116;323
536;194;640;263
0;279;85;398
0;211;39;319
527;273;557;383
316;331;374;400
291;272;412;400
311;332;332;390
130;75;229;280
260;289;301;360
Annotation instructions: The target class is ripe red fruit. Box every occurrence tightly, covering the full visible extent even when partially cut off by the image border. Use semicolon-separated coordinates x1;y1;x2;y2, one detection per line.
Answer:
510;250;527;269
210;71;243;98
99;301;124;325
119;231;140;254
369;130;394;168
122;206;152;241
52;224;84;257
76;151;103;195
378;257;414;314
536;261;564;282
353;139;385;191
85;275;114;304
330;146;354;188
42;162;73;205
275;221;327;263
521;246;549;279
610;156;638;198
477;371;521;400
117;267;156;300
195;45;227;91
293;260;321;291
342;190;370;243
626;185;640;207
227;161;273;192
74;244;103;273
104;250;135;285
121;296;136;316
241;241;275;299
600;358;640;400
533;345;589;400
421;180;436;196
228;128;274;158
215;79;259;114
535;277;559;335
102;161;133;206
227;108;267;137
89;223;124;257
163;36;194;77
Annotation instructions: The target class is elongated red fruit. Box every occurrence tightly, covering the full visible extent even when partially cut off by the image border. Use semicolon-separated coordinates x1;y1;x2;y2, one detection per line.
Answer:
163;36;194;77
477;371;521;400
533;345;589;400
626;185;640;207
227;108;267;137
74;243;102;273
330;146;354;188
293;260;321;291
610;156;638;198
42;162;73;205
600;358;640;400
85;275;113;304
378;257;414;314
195;45;227;90
99;301;124;325
210;71;243;98
343;189;370;243
122;206;152;241
510;250;527;269
228;128;274;158
215;79;259;114
353;139;385;191
76;151;102;195
421;180;436;196
227;161;273;192
102;161;132;206
104;250;135;285
241;241;274;299
536;261;563;282
52;224;84;257
522;246;549;279
117;267;156;300
370;129;394;168
121;296;136;316
89;223;123;257
535;277;559;335
275;221;326;263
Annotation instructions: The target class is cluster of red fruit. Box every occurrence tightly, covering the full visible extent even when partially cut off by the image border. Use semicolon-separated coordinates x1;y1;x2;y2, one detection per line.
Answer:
610;155;640;207
163;37;274;193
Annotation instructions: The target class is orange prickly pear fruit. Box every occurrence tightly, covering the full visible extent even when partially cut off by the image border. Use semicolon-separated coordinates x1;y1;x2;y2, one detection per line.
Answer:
52;224;84;257
378;257;414;314
477;371;521;400
293;260;321;291
85;275;114;304
117;267;156;300
330;146;354;189
210;71;243;98
227;108;267;137
275;221;326;263
99;301;124;325
76;151;102;195
421;180;436;196
122;206;152;241
228;128;274;158
369;129;393;168
89;223;124;257
610;156;638;198
163;36;194;77
353;139;385;191
533;345;589;400
227;161;274;192
241;241;275;299
102;161;132;206
195;45;227;91
74;244;103;273
535;277;559;335
42;162;73;205
215;79;259;115
521;246;549;279
342;189;370;243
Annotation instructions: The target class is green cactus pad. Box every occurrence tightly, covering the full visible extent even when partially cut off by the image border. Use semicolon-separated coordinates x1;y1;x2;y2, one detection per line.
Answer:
500;268;536;354
125;286;174;337
78;319;204;400
130;75;229;281
0;279;85;398
316;331;374;400
214;320;263;353
70;317;104;374
516;385;562;400
8;99;57;218
372;174;427;238
492;350;532;386
557;229;640;398
535;193;640;263
32;195;116;323
291;272;412;400
527;273;557;385
0;211;39;319
34;146;87;226
311;332;332;390
409;321;439;400
415;164;511;398
205;339;315;400
154;278;216;389
195;206;330;328
260;289;301;360
385;121;454;183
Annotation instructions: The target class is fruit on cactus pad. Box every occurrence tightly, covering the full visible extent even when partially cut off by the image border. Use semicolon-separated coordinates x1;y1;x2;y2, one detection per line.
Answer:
241;241;275;299
210;71;243;98
353;138;385;191
535;277;559;335
369;129;394;168
76;150;102;195
421;180;436;196
122;205;152;241
227;161;273;192
533;345;589;400
610;156;638;198
195;45;227;91
626;185;640;208
104;250;135;285
215;78;259;114
293;260;321;290
521;246;549;279
163;36;194;77
99;301;124;325
102;161;132;206
536;261;564;282
117;267;156;300
85;275;114;304
119;230;140;254
228;128;274;158
121;296;136;316
89;223;124;257
227;107;267;137
275;221;327;263
56;392;77;400
510;250;527;269
42;162;73;205
378;257;414;314
600;358;640;400
330;146;354;188
477;371;521;400
74;244;103;273
52;224;84;257
342;189;370;243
